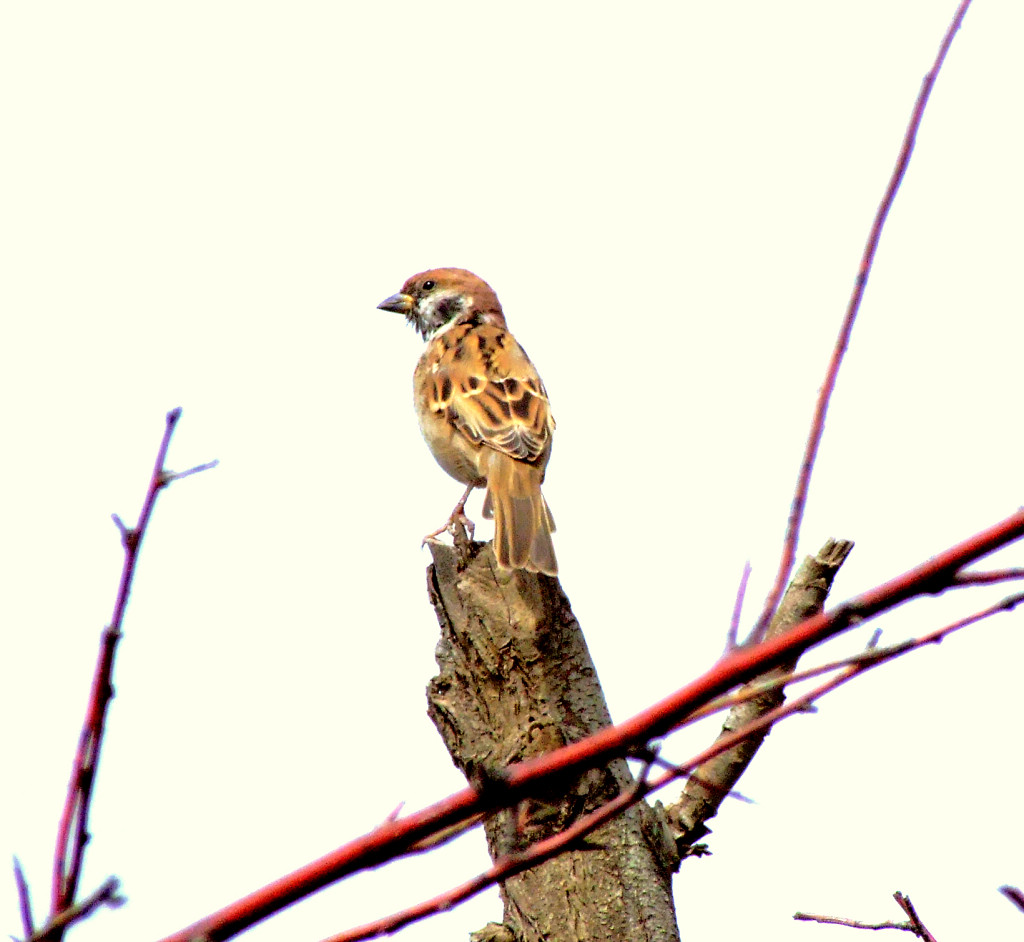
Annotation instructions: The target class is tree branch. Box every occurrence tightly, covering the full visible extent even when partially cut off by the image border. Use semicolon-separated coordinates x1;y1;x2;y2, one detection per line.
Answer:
795;891;937;940
321;585;1024;942
665;539;853;849
14;856;35;939
27;878;124;942
42;409;215;940
156;505;1024;942
754;0;973;637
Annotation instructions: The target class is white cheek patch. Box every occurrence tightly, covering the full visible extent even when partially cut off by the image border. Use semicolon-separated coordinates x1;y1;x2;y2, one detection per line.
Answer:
423;292;473;339
418;294;440;322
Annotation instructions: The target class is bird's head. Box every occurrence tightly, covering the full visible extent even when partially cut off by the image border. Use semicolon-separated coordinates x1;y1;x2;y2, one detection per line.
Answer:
377;268;504;340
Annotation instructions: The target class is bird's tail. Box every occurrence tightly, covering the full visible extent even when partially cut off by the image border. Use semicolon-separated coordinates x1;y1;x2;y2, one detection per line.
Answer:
481;453;557;576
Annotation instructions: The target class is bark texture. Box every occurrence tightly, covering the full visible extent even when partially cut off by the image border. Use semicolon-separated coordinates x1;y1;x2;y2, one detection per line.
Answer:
426;539;680;942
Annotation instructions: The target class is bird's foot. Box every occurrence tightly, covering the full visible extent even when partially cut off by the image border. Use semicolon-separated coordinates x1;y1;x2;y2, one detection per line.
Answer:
421;484;477;547
421;511;476;546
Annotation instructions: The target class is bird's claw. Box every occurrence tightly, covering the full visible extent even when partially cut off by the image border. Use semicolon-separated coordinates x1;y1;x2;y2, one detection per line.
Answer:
421;511;475;547
452;512;476;542
421;483;478;551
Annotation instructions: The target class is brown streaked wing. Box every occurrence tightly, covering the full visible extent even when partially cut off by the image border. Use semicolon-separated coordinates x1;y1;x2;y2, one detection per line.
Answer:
427;323;553;465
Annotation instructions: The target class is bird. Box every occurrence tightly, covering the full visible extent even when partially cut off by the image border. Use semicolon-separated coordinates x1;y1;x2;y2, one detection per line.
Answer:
378;268;558;576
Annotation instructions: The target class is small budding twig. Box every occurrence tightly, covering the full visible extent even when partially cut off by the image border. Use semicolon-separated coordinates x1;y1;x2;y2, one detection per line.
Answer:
14;856;35;939
25;877;125;942
794;912;912;931
794;890;937;940
950;568;1024;587
725;561;752;652
41;408;215;940
162;459;220;484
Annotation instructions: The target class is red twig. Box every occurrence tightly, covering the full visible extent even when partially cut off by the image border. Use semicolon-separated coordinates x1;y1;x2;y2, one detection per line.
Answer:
337;678;863;940
910;594;1024;651
950;568;1024;587
324;591;1022;941
318;781;651;942
697;590;1022;723
327;674;856;942
47;408;214;936
753;0;973;638
157;507;1024;942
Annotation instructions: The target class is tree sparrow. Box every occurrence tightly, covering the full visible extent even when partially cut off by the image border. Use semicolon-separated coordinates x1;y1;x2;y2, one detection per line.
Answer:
378;268;557;576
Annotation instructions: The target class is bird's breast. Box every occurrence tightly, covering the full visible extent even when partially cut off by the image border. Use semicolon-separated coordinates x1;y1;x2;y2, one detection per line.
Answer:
413;351;485;487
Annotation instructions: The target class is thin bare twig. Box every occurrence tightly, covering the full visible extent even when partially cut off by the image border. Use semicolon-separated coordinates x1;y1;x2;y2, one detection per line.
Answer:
45;408;214;939
27;878;124;942
638;761;754;806
796;890;938;938
163;459;220;484
14;856;35;939
110;513;130;543
682;641;894;725
950;568;1024;587
753;0;973;639
725;560;752;651
794;911;909;930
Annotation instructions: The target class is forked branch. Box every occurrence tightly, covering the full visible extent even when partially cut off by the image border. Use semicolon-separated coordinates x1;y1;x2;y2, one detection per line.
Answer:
37;409;216;941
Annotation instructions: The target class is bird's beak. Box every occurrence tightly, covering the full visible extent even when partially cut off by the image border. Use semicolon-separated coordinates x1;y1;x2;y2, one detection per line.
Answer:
377;292;414;315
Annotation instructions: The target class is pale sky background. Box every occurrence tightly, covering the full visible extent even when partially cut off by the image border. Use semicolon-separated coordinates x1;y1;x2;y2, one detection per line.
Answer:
3;2;1023;940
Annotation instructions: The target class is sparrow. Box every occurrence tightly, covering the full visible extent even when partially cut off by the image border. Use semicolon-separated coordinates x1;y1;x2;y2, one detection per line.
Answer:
378;268;558;576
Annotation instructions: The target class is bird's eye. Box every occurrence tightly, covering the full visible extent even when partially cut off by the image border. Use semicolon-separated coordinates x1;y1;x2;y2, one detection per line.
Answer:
422;280;436;291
